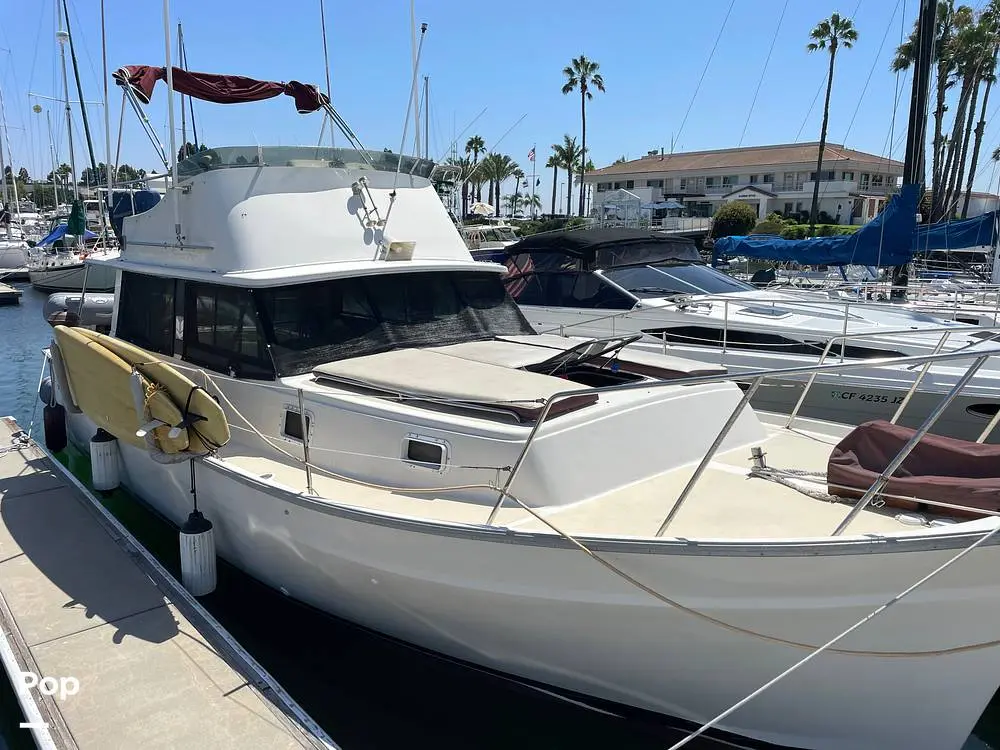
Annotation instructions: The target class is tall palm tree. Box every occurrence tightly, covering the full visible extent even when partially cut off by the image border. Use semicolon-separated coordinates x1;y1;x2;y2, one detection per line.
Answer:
465;135;485;201
562;55;605;216
807;13;857;236
551;136;582;216
523;193;542;216
480;153;519;216
504;193;524;217
963;1;1000;217
545;153;560;215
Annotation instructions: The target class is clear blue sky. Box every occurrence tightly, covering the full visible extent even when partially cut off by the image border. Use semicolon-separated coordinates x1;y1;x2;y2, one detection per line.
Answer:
2;0;1000;203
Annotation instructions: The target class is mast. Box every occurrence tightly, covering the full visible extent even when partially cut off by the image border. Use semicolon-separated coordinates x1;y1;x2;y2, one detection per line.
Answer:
46;111;60;208
56;26;79;202
62;0;99;180
423;76;429;160
162;0;182;244
0;84;21;220
891;0;936;299
180;31;198;150
0;93;8;237
178;22;187;155
102;0;112;223
319;0;333;147
410;1;419;157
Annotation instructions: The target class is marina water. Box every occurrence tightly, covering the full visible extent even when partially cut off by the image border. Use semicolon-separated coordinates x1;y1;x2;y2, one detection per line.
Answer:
2;282;999;750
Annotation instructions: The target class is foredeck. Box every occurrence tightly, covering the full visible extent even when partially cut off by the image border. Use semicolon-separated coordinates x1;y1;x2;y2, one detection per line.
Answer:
219;422;922;540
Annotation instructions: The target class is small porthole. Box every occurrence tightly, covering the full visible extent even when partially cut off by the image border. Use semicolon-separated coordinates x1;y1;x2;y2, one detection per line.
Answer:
403;438;446;470
283;409;311;441
967;403;1000;419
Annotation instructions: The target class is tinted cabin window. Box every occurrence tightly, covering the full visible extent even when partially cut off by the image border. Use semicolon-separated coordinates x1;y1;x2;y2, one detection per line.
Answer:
255;271;533;376
117;272;175;355
183;283;274;379
505;271;633;309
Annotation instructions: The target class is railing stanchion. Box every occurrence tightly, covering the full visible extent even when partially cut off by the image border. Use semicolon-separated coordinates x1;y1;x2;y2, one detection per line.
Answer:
656;376;763;537
722;300;728;356
832;355;989;536
977;405;1000;444
840;303;849;362
485;397;559;526
890;330;950;424
297;388;315;495
786;338;837;429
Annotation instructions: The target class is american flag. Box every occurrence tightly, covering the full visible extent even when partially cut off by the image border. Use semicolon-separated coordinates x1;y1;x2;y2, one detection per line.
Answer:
527;147;535;162
504;254;534;298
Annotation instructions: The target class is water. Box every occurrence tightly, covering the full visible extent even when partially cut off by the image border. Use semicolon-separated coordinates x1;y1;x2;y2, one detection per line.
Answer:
2;282;999;750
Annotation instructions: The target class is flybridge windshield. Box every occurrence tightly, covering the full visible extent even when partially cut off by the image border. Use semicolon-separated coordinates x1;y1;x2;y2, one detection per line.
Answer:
176;146;438;179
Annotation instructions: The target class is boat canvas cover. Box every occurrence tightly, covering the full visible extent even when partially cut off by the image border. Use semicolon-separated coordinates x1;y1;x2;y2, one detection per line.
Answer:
712;183;920;267
912;211;996;251
113;65;328;114
495;228;701;270
827;419;1000;516
36;223;97;247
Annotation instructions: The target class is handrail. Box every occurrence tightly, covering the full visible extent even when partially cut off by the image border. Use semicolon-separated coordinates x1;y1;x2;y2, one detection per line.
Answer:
831;355;990;535
484;345;1000;526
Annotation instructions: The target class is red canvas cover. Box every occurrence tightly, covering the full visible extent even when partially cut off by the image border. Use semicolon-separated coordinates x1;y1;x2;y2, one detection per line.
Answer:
827;419;1000;518
113;66;327;113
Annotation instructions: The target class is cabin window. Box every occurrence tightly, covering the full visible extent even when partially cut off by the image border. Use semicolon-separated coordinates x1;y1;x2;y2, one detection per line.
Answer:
116;272;176;355
183;283;274;379
282;408;311;441
255;271;532;376
402;437;447;471
504;271;633;309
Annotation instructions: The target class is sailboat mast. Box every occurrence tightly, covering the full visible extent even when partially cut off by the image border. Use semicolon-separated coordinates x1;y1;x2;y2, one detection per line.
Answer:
891;0;937;298
0;84;21;217
56;26;79;201
178;23;187;153
101;0;112;199
423;76;429;160
46;110;60;208
62;0;99;179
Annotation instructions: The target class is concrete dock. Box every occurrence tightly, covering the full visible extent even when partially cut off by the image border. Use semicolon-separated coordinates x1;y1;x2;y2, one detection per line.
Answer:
0;416;338;750
0;282;21;305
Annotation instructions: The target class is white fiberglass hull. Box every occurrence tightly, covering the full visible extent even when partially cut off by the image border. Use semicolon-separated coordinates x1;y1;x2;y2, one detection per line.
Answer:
62;409;1000;750
29;262;116;292
0;241;26;271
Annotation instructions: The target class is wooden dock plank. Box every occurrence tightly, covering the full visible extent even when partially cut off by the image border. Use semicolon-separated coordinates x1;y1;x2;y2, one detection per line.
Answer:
0;418;336;750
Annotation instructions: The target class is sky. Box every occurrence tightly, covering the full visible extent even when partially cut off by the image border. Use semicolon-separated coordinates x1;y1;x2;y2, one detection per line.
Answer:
2;0;1000;207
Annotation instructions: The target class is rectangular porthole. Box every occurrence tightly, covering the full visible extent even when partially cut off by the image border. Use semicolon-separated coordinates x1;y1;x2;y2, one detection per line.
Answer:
403;437;447;471
282;409;311;442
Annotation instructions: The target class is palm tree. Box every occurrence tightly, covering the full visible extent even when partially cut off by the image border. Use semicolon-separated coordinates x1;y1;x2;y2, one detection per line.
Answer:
465;135;485;201
504;193;524;217
480;153;519;216
562;55;605;216
545;153;560;215
962;2;1000;217
807;13;857;236
551;136;582;216
523;193;542;216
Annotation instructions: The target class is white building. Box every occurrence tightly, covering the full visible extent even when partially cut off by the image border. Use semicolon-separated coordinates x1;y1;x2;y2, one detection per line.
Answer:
587;142;906;225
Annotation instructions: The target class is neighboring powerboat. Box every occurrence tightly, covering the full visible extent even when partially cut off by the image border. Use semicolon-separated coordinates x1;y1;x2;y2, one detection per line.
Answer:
477;228;1000;442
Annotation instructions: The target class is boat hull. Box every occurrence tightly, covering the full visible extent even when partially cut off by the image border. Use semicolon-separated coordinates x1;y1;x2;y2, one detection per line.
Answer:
60;405;1000;750
29;263;116;292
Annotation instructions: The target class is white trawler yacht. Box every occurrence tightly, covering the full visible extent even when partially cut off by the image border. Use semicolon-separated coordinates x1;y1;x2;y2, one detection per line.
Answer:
44;64;1000;750
477;227;1000;442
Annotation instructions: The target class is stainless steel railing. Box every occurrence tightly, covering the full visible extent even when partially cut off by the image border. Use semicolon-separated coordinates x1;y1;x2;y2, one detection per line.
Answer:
484;346;1000;535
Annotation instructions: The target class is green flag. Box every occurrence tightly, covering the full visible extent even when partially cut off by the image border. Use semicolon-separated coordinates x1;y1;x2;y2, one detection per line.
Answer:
67;199;87;237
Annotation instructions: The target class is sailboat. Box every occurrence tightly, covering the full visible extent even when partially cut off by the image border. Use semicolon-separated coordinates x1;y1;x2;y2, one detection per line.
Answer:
43;10;1000;749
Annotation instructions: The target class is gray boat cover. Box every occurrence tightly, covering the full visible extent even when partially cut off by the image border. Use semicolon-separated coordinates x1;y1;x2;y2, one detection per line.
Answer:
827;419;1000;517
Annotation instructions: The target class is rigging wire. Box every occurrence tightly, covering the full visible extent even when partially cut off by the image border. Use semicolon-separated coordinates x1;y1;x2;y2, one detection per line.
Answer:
671;0;736;152
738;0;788;147
842;0;904;148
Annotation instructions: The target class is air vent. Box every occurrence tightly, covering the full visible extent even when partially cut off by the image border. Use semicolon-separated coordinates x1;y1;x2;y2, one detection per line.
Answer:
402;435;448;471
967;403;1000;419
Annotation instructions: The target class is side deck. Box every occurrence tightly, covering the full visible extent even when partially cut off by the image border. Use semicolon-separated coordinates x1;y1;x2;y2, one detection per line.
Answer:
0;416;336;749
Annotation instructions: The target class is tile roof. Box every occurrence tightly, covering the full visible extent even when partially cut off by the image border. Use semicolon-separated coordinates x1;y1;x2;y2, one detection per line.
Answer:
589;142;903;178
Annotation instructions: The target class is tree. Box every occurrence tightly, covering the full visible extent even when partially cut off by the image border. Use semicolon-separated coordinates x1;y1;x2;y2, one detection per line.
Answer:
712;201;758;238
465;135;485;202
523;193;542;216
480;153;518;216
807;13;857;236
612;155;627;165
562;55;605;216
504;193;523;216
2;166;11;184
550;135;581;216
17;167;29;184
545;154;560;215
962;1;1000;216
46;163;72;183
447;156;474;216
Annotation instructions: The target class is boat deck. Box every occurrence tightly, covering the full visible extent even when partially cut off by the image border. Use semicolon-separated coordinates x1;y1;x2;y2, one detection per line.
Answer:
0;281;21;305
220;422;921;540
0;417;334;749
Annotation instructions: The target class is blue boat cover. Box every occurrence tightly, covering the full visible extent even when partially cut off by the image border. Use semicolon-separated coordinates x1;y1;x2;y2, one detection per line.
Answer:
912;211;996;251
713;183;920;267
36;223;98;247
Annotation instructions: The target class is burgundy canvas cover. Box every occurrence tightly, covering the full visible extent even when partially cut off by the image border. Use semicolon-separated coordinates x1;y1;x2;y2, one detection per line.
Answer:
113;66;327;113
827;419;1000;518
